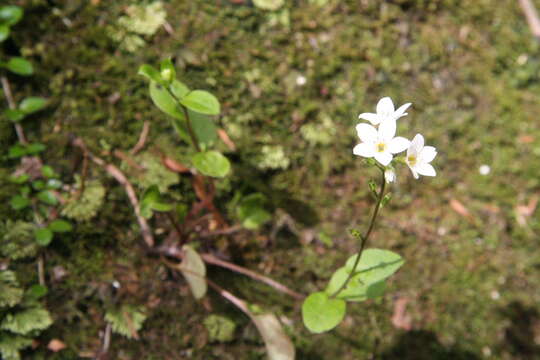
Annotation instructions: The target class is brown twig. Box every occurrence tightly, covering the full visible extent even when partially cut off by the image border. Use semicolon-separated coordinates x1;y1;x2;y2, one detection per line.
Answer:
152;244;303;300
1;76;27;144
201;253;304;300
130;121;150;155
71;137;154;247
520;0;540;39
206;278;250;315
113;150;145;171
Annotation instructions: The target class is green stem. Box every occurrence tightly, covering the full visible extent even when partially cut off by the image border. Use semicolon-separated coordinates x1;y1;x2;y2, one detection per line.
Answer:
163;85;202;153
330;168;386;298
181;105;202;153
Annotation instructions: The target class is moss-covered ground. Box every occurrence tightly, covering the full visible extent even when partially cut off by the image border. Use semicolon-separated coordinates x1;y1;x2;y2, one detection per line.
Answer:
2;0;540;358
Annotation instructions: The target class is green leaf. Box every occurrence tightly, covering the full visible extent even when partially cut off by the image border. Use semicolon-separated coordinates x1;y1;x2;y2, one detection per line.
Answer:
9;174;28;184
1;307;53;335
4;109;25;122
0;271;24;307
8;144;27;158
37;190;57;206
149;82;184;119
344;248;404;286
41;165;56;178
46;179;62;190
25;142;46;154
302;292;346;333
26;284;48;301
32;180;45;190
180;90;220;115
190;111;217;146
0;6;23;26
191;151;231;178
325;267;386;302
203;315;236;343
48;219;73;233
10;195;29;210
138;64;163;84
170;79;189;99
252;313;296;360
34;228;53;246
179;245;207;300
160;58;176;83
253;0;284;11
4;57;33;76
105;305;147;339
19;97;47;114
0;334;32;360
0;25;9;42
237;194;271;229
140;185;172;218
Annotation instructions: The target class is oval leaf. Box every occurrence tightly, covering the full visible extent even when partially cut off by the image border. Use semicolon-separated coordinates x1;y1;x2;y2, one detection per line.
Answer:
252;313;295;360
180;90;220;115
192;151;230;178
34;228;53;246
0;6;23;26
5;57;33;76
5;109;25;122
138;64;163;84
180;245;207;300
149;82;184;120
19;97;47;114
37;190;57;206
325;267;386;302
48;219;73;233
0;25;9;42
302;292;346;333
344;248;404;286
170;79;190;99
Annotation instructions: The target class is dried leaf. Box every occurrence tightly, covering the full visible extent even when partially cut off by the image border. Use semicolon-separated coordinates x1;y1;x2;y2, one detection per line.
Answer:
391;297;412;330
252;313;295;360
47;339;66;352
179;245;207;300
450;199;470;218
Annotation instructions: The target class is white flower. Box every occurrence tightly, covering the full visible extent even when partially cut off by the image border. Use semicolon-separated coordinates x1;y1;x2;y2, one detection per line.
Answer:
353;121;410;166
479;164;490;175
384;169;396;183
358;97;411;126
405;134;437;179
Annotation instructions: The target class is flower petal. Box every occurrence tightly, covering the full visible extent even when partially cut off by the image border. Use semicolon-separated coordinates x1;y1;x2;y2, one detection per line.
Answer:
358;112;381;125
388;137;410;154
407;165;419;179
420;146;437;163
416;163;436;177
411;133;424;151
353;143;375;158
394;102;411;117
374;151;393;166
384;169;395;183
379;119;396;141
376;97;394;114
356;123;378;143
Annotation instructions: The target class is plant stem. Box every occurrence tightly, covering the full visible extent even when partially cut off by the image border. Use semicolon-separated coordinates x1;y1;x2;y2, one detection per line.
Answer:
1;76;27;144
181;105;202;152
330;169;386;298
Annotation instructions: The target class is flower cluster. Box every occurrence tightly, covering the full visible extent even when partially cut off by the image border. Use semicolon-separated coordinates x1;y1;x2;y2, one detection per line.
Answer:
353;97;437;181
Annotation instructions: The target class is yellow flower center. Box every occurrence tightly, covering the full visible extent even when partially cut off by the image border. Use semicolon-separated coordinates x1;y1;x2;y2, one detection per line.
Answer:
377;143;386;152
407;155;417;166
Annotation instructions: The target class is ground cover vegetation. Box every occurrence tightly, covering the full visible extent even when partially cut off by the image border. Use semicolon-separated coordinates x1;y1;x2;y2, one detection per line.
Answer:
1;0;540;359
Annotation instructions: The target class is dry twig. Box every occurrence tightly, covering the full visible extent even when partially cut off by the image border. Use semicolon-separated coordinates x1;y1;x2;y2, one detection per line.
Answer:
71;137;154;247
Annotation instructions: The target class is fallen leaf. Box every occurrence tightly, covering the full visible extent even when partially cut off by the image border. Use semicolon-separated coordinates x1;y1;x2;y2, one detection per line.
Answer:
252;313;295;360
48;339;67;352
516;195;539;226
391;297;412;330
518;135;534;144
450;199;470;218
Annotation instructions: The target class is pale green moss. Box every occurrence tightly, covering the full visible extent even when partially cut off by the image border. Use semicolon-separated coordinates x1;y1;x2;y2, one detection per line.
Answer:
257;145;290;170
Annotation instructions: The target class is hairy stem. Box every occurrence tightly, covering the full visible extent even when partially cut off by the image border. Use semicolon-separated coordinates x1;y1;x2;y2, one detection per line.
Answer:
331;169;386;298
